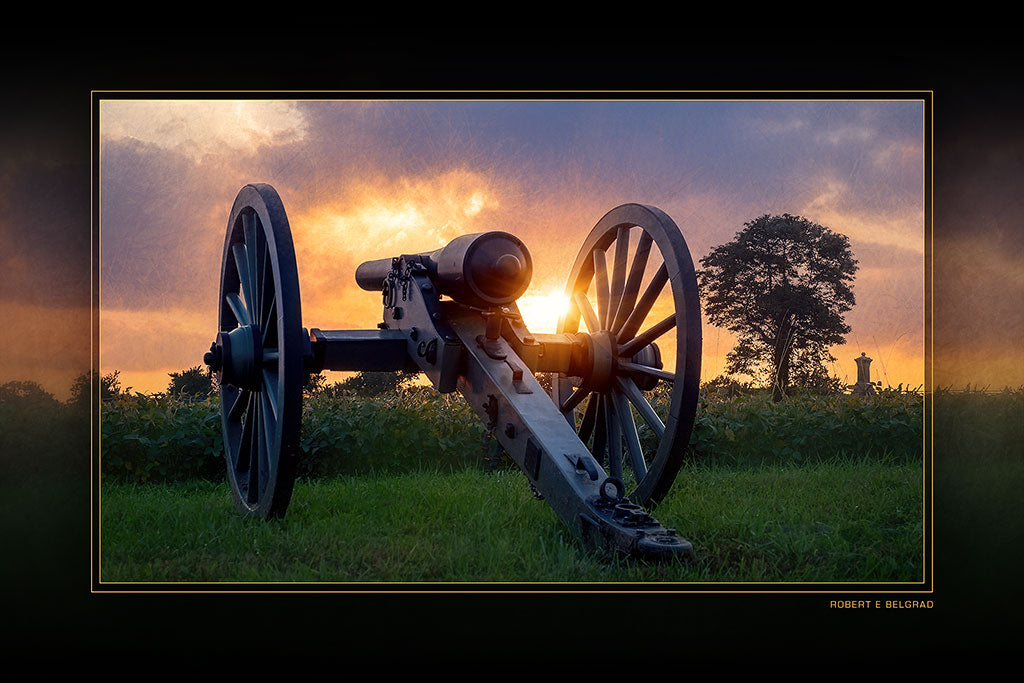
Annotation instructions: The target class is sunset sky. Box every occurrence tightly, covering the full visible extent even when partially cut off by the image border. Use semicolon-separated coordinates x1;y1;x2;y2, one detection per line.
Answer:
95;99;926;395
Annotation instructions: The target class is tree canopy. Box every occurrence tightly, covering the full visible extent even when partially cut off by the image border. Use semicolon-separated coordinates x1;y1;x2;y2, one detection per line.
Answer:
167;366;213;399
68;369;127;407
698;213;857;400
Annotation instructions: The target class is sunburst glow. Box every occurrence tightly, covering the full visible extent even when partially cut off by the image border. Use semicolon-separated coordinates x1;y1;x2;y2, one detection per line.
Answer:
516;290;571;334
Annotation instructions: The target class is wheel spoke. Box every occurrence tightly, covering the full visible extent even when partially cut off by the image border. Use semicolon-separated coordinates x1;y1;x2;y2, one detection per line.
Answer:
604;393;623;480
262;296;277;344
258;234;274;331
559;381;591;414
243;212;260;326
225;293;251;327
235;392;256;471
619;313;677;358
247;398;261;503
617;263;668;343
232;243;254;316
258;396;272;487
261;391;276;456
615;376;665;439
226;388;250;421
591;395;607;465
608;225;630;326
263;368;279;421
573;291;600;334
612;230;653;334
593;249;610;329
618;361;676;383
613;389;647;478
578;393;598;444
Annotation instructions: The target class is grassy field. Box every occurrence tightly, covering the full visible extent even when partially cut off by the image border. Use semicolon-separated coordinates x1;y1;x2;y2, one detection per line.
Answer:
100;459;922;583
15;380;1009;585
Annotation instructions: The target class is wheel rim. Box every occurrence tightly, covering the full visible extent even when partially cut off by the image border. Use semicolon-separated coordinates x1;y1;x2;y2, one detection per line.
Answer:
215;184;303;519
554;204;702;506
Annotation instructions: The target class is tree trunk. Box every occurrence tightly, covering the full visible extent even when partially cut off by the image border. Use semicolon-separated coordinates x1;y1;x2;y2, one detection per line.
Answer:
771;314;794;403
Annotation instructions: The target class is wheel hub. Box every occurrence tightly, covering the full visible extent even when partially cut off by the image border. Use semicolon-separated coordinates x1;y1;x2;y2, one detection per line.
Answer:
580;330;662;392
208;324;263;390
588;330;617;391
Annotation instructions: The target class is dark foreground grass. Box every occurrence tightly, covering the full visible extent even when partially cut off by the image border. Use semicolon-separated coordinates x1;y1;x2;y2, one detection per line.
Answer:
100;460;922;583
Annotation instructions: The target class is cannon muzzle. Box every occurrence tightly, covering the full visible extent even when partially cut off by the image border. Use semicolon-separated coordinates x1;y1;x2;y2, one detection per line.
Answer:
355;231;533;308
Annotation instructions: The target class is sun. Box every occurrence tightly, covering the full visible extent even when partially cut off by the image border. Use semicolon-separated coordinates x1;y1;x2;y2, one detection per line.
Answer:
515;289;571;334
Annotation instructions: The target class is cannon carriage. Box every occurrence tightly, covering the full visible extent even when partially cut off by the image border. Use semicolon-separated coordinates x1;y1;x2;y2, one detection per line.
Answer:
203;183;702;560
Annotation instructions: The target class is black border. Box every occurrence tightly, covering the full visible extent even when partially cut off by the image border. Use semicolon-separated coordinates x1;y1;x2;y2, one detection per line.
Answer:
4;33;1020;663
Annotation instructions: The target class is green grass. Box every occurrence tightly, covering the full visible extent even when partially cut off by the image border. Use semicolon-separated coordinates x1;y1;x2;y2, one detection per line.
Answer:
100;459;922;583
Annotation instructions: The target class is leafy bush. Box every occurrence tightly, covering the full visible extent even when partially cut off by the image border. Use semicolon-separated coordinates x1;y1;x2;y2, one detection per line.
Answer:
1;381;87;481
298;385;491;476
932;387;1023;460
100;393;225;482
99;385;493;483
95;378;938;484
678;388;925;467
321;370;420;397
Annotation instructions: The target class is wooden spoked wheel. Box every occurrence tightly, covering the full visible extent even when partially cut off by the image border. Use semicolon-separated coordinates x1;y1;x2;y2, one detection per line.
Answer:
211;184;304;519
553;204;702;507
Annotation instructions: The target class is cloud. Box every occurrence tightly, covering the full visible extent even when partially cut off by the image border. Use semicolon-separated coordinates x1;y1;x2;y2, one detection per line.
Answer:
101;306;211;372
0;160;89;307
799;176;924;254
99;137;237;311
0;301;89;400
289;168;504;330
100;100;308;161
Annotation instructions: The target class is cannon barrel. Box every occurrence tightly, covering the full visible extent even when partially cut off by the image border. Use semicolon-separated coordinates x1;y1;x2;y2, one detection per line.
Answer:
355;231;533;308
354;257;397;291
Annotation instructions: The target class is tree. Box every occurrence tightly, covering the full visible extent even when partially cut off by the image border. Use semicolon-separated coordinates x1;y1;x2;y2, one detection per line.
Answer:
68;370;128;407
0;381;60;409
698;213;857;401
304;371;328;397
330;370;419;397
167;366;213;400
788;344;846;395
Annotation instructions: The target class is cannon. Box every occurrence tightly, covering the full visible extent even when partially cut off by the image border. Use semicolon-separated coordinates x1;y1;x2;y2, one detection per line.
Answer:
203;183;702;560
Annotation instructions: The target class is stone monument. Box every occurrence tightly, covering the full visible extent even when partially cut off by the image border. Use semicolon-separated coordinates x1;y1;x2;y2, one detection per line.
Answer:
852;352;876;395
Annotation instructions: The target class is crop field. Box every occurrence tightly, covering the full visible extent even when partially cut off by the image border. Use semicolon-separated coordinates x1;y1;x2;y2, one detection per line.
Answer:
96;385;928;483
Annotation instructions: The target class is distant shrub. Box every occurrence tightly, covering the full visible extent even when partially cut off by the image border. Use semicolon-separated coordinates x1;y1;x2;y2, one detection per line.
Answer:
166;366;214;400
324;370;420;397
67;370;127;409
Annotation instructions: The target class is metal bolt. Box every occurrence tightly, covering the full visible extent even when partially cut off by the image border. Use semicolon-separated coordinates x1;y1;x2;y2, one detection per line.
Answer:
203;342;222;371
